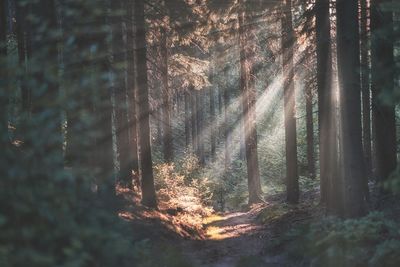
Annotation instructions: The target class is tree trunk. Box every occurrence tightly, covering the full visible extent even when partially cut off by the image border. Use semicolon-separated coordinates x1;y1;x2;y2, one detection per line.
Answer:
305;86;316;180
238;2;263;204
134;0;157;208
223;83;230;170
196;89;205;165
161;27;173;163
371;0;397;193
15;1;31;114
337;0;367;217
0;0;7;145
112;0;131;187
281;0;299;204
191;89;198;154
184;91;191;148
125;0;140;186
360;0;372;182
209;86;216;160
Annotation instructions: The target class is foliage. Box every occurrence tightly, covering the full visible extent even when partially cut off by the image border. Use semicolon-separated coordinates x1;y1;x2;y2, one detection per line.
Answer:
274;212;400;267
154;160;214;215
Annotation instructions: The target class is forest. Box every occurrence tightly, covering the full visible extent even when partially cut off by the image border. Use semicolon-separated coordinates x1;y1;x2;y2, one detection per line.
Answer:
1;0;400;266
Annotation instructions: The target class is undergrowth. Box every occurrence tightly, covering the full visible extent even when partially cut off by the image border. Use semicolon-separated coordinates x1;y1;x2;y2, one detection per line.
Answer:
271;211;400;267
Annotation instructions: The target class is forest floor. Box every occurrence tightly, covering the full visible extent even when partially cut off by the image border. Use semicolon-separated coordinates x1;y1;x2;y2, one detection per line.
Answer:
181;205;282;267
180;191;321;267
119;187;322;266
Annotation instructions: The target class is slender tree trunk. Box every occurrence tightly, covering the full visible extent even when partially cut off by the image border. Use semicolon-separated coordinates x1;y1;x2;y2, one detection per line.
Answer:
0;0;7;146
223;84;230;170
15;1;31;114
337;0;367;217
191;89;198;154
360;0;372;182
371;0;397;194
196;89;205;165
125;0;140;186
184;90;191;148
218;85;223;144
134;0;157;208
239;2;263;204
305;86;316;180
209;86;216;160
112;0;131;187
281;0;299;204
161;27;173;163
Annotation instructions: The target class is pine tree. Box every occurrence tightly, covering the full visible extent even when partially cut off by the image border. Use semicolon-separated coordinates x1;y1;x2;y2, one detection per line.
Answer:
371;0;397;192
281;0;299;204
337;0;367;217
134;0;157;208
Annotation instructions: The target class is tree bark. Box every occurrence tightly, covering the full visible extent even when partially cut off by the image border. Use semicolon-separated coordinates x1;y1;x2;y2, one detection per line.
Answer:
281;0;299;204
160;27;174;163
112;0;131;187
196;89;205;165
134;0;157;208
371;0;397;193
125;0;140;186
239;2;263;204
184;90;191;148
0;0;7;145
337;0;367;217
223;82;230;170
191;88;198;154
316;0;342;214
209;86;216;160
360;0;372;182
305;86;316;180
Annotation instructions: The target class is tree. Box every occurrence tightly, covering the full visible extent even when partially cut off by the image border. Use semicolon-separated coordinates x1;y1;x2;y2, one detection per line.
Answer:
111;0;131;187
125;0;140;187
15;0;32;114
281;0;299;204
360;0;372;181
239;0;263;204
134;0;157;208
160;15;174;163
371;0;397;192
184;90;191;148
305;86;316;180
0;0;7;146
336;0;367;217
315;0;341;213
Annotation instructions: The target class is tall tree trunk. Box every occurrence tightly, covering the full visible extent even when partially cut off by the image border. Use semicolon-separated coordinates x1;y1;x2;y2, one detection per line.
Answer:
125;0;140;186
0;0;7;146
196;89;205;165
112;0;131;187
191;89;198;154
337;0;367;217
15;1;31;114
371;0;397;193
223;84;230;170
281;0;299;204
315;0;341;214
134;0;157;208
161;27;173;163
218;85;223;145
239;2;263;204
305;86;316;180
184;90;191;148
360;0;372;182
209;86;216;160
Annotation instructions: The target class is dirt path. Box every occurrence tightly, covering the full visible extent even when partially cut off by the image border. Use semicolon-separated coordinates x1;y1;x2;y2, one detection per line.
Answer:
181;205;286;267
